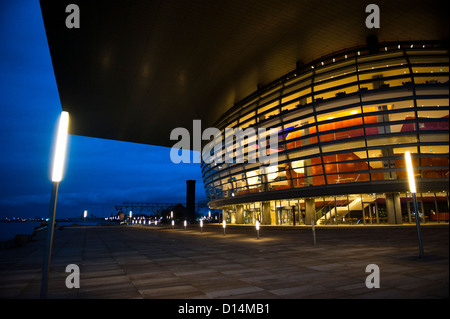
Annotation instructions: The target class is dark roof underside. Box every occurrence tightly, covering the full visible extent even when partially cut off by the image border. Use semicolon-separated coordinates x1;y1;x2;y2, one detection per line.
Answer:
39;0;449;148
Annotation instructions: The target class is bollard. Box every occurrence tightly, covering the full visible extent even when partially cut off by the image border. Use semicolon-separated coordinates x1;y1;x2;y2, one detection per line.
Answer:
256;220;260;240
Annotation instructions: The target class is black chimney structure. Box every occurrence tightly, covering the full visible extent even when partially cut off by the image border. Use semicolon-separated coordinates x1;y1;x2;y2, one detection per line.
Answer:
186;180;196;220
366;35;379;54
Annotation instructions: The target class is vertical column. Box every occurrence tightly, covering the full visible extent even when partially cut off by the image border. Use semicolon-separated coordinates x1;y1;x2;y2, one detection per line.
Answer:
420;194;425;223
434;193;440;223
236;205;244;224
361;194;366;225
230;206;236;224
305;198;316;225
262;201;272;225
270;202;277;225
186;180;196;220
407;200;412;223
394;193;402;224
386;193;402;224
374;202;380;224
222;209;227;224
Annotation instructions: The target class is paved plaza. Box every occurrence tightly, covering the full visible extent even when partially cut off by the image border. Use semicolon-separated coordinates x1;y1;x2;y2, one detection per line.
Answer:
0;223;448;299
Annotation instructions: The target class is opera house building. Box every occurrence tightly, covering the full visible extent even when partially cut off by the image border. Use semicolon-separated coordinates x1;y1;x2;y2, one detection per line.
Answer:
204;41;449;226
39;0;449;226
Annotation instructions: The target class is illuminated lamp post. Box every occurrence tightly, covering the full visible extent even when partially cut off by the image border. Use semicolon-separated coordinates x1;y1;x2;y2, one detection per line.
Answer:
40;111;69;299
200;219;203;233
405;151;424;258
256;220;260;240
222;220;226;236
83;210;87;227
184;220;187;230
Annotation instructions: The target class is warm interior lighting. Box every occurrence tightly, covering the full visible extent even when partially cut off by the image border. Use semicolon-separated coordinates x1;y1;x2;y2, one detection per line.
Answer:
316;106;392;123
292;160;305;174
405;151;416;193
263;165;278;181
51;111;69;182
246;170;259;186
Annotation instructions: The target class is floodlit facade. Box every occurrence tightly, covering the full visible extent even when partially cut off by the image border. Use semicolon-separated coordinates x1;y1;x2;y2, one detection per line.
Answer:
202;41;449;225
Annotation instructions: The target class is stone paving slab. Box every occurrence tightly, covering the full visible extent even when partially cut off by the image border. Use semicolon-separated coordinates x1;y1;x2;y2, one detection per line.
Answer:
0;224;448;300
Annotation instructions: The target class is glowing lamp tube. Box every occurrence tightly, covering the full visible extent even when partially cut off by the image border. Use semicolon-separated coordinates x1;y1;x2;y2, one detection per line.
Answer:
405;151;416;193
51;111;69;182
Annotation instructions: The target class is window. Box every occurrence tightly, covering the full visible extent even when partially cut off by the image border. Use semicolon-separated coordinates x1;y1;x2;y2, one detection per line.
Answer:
366;135;418;147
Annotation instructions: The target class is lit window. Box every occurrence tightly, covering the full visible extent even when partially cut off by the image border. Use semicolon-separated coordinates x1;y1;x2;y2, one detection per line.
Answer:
246;170;259;186
292;160;305;174
263;165;279;181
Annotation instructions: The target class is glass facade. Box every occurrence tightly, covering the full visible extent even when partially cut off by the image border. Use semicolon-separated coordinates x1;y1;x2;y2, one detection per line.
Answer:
201;41;449;225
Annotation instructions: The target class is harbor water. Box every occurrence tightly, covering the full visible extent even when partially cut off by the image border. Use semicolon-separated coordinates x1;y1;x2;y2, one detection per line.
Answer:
0;221;42;242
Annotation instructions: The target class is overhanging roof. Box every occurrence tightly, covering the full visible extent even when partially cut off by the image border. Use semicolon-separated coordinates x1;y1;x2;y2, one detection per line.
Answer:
39;0;449;148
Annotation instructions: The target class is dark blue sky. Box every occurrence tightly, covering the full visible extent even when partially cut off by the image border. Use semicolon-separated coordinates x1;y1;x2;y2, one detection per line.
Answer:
0;1;205;219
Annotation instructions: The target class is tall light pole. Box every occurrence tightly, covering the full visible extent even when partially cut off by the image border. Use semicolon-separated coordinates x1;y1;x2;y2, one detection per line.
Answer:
41;111;69;299
405;151;424;258
83;210;87;227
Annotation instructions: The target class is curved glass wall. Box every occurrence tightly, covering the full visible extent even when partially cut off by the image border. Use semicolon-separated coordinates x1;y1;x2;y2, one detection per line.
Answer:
201;42;449;224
